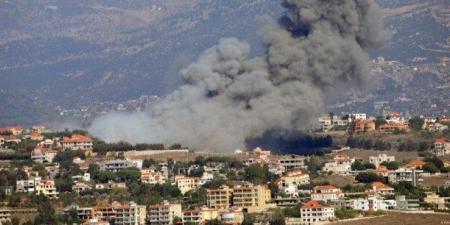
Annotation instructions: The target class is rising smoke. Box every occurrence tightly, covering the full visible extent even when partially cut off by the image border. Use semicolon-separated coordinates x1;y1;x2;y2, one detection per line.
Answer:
88;0;389;151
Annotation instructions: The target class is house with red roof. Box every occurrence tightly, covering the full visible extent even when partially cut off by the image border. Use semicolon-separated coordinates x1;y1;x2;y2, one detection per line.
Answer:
311;185;344;202
434;137;450;156
61;134;93;151
368;181;394;196
300;200;335;225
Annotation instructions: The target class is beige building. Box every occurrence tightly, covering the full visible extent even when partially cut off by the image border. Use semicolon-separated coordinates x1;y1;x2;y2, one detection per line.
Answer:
35;179;59;199
141;169;166;185
94;201;146;225
434;138;450;156
369;154;395;168
206;185;233;209
182;207;219;225
232;184;271;213
148;201;182;225
175;175;200;195
0;208;11;225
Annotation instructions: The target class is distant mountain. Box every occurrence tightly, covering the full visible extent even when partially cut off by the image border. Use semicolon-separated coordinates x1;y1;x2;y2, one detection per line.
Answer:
0;0;449;125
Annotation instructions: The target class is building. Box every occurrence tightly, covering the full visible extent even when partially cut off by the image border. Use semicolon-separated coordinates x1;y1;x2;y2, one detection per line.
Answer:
0;136;4;147
277;155;307;171
175;175;200;195
368;182;394;196
284;217;302;225
35;179;59;199
232;184;271;213
434;138;450;156
141;169;166;185
275;170;310;197
94;202;146;225
31;147;58;163
322;154;355;174
300;200;335;225
206;185;233;209
219;207;244;225
424;193;450;210
310;185;344;202
61;134;93;151
148;201;182;225
378;122;409;133
388;168;423;186
343;197;395;211
353;119;375;133
72;181;93;193
0;208;11;225
369;154;395;168
100;160;135;172
395;195;420;211
16;177;41;193
83;218;110;225
64;204;94;220
95;182;127;190
182;207;219;225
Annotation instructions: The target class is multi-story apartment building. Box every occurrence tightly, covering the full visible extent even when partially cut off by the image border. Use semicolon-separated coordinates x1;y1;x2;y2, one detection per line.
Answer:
35;179;59;199
61;134;93;151
300;200;335;225
353;119;376;133
277;155;307;171
310;185;344;202
388;168;423;186
342;197;396;211
16;177;41;193
0;208;11;225
114;202;146;225
275;170;310;197
369;154;395;168
368;182;394;196
148;201;182;225
218;207;244;225
100;160;135;172
64;204;94;220
141;169;166;185
175;175;200;195
182;207;218;225
232;184;271;213
206;185;233;209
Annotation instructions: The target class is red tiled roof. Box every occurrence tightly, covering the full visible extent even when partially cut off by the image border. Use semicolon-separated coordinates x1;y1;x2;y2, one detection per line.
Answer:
436;137;448;144
61;134;92;143
301;200;330;209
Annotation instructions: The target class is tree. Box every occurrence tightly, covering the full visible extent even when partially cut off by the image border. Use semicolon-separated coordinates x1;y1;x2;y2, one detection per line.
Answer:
335;207;358;219
143;159;157;168
355;172;383;183
423;163;439;174
380;161;400;170
409;117;424;132
375;117;387;129
117;167;141;184
245;164;271;184
306;157;323;177
34;198;58;225
283;206;300;217
351;161;366;171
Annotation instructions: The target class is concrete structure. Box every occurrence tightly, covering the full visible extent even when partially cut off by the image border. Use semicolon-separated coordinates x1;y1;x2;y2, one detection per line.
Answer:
148;201;182;225
388;168;423;186
311;185;344;202
344;197;395;211
277;155;307;171
218;207;244;225
353;119;375;133
182;207;218;225
0;208;11;225
300;200;334;225
175;175;200;195
232;184;271;213
424;193;450;210
100;160;135;172
206;185;233;209
395;195;420;211
16;177;42;193
94;202;146;225
368;182;394;196
369;154;395;168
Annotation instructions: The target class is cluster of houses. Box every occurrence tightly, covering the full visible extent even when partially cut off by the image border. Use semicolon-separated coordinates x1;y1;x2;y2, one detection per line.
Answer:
1;122;450;225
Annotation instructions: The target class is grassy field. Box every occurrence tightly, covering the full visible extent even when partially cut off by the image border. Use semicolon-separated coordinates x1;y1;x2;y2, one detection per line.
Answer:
422;174;450;188
312;175;357;187
333;212;450;225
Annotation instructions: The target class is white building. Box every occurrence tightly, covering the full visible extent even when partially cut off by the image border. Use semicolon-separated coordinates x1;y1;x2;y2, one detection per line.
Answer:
16;176;42;193
388;168;423;186
369;154;395;168
300;200;335;225
175;175;199;195
345;197;395;211
434;138;450;156
311;185;344;202
322;154;355;174
275;170;310;197
61;134;93;151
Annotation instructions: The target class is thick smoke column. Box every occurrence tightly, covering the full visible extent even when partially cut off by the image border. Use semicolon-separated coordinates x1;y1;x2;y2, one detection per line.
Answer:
89;0;389;151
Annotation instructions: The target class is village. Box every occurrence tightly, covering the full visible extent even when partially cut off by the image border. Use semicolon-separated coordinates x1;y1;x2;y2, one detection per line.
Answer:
0;112;450;225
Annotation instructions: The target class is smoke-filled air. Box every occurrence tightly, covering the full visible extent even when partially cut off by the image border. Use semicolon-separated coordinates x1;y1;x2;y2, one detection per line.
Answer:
88;0;390;151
